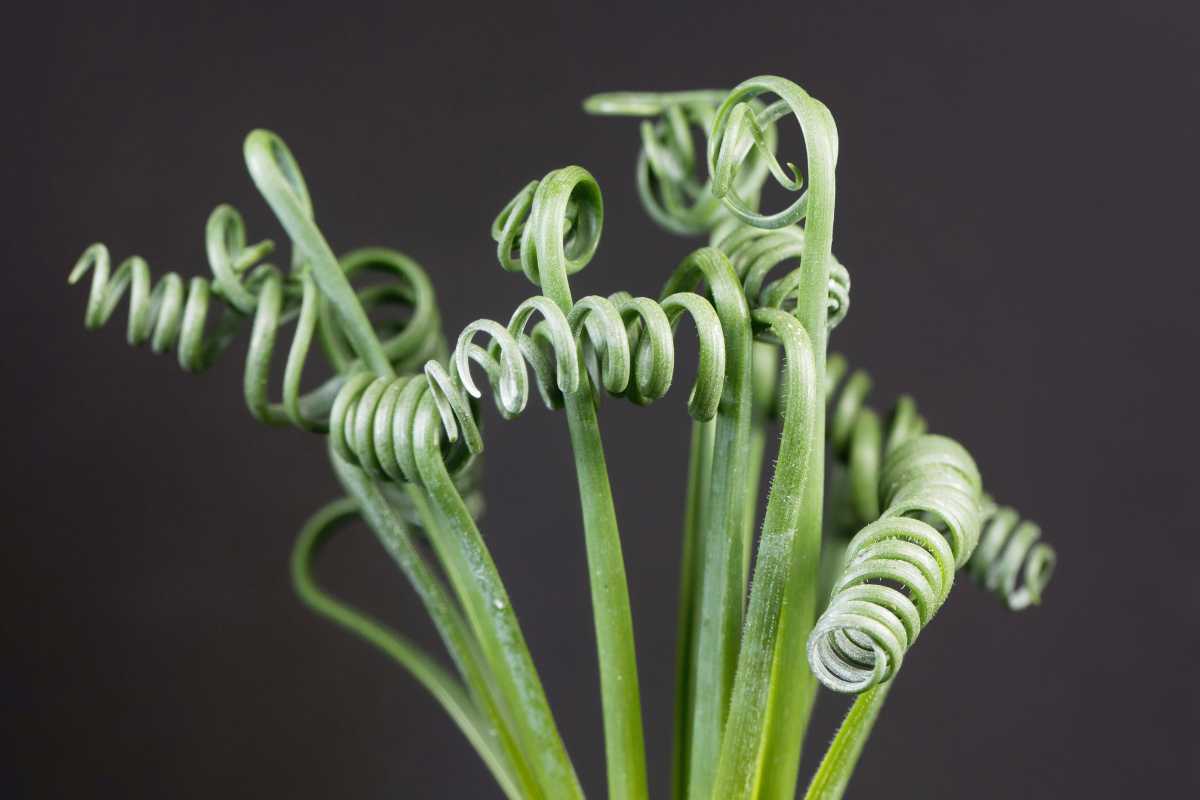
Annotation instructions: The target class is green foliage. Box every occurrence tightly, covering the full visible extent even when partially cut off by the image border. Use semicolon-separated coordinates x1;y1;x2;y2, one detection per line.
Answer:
69;75;1055;799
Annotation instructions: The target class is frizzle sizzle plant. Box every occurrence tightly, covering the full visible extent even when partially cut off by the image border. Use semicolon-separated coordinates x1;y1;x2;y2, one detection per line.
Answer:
68;75;1056;799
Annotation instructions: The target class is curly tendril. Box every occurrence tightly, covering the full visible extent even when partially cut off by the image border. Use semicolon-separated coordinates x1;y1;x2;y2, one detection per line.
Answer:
490;165;603;302
319;248;446;374
329;277;730;483
586;81;849;362
68;218;335;432
68;207;274;372
807;434;984;693
970;502;1057;610
329;173;742;483
822;354;928;522
65;80;1056;799
250;253;440;432
821;353;1057;610
708;76;839;230
70;240;442;434
319;171;732;486
713;219;851;333
70;132;446;432
583;90;776;236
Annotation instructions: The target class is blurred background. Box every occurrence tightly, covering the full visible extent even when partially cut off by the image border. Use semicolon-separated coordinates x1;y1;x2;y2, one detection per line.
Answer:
5;1;1198;797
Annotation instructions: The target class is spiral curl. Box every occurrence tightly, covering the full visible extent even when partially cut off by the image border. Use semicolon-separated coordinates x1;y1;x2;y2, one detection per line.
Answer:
807;434;984;693
68;206;274;372
713;219;851;334
708;76;839;230
968;502;1056;610
491;166;603;297
331;169;732;483
70;134;444;432
583;90;775;236
585;88;851;340
330;283;728;483
822;354;928;525
822;354;1056;609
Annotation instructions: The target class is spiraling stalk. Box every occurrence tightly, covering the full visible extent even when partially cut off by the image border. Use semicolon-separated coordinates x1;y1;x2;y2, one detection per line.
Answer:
808;435;984;693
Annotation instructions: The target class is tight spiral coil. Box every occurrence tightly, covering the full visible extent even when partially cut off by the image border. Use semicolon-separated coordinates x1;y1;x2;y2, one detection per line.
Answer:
68;206;275;373
807;434;984;693
971;502;1056;610
330;282;728;483
69;134;445;432
822;354;1056;610
331;168;732;483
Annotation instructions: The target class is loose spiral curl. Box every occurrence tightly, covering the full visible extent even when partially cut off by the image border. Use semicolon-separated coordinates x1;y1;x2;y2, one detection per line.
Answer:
713;219;851;334
807;434;984;693
69;133;445;432
970;502;1056;610
583;90;775;236
330;168;731;484
585;86;850;338
708;76;839;231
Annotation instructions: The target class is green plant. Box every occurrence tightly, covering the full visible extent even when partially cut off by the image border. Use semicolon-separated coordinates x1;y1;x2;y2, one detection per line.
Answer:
68;75;1055;799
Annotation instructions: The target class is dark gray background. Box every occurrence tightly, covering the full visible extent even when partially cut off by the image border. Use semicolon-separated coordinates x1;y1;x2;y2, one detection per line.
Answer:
5;1;1198;797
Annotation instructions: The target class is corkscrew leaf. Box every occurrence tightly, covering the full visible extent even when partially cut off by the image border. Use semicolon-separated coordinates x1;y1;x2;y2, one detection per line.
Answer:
970;502;1056;610
502;165;604;302
809;434;983;694
584;90;775;237
821;353;1057;612
206;203;275;314
65;73;1056;800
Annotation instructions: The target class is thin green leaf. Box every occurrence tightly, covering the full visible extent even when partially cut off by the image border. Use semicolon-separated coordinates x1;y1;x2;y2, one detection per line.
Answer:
290;498;524;800
803;682;893;800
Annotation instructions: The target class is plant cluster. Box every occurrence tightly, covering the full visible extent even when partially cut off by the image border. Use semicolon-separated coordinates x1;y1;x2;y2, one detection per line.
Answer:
69;75;1055;799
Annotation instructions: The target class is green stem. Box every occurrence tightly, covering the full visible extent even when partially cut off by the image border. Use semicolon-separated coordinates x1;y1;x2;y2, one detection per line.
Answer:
330;449;541;798
713;76;839;800
803;682;894;800
527;166;649;800
243;130;394;377
712;309;817;798
290;498;523;800
413;395;584;799
672;419;713;800
561;384;650;800
661;249;753;800
401;482;527;758
742;341;779;587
